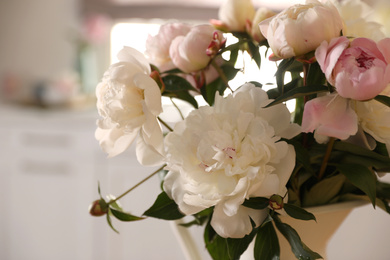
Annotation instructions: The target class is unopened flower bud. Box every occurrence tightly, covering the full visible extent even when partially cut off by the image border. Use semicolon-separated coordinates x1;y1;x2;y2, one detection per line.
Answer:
89;199;108;217
269;194;284;210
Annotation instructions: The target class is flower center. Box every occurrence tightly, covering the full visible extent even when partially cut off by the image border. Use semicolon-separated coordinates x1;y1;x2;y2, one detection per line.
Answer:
223;147;236;159
356;51;375;70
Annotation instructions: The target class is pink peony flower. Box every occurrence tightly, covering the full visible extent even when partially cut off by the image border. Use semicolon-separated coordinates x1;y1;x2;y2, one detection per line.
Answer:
145;23;191;71
316;36;390;100
169;25;224;73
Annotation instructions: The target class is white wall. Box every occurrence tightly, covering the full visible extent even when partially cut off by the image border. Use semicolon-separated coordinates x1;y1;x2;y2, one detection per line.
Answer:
0;0;80;81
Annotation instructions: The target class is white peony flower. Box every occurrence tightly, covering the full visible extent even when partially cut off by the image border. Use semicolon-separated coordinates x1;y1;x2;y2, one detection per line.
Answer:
95;46;164;165
218;0;256;32
370;0;390;37
163;84;300;238
250;7;276;43
332;0;385;41
355;86;390;155
259;0;345;59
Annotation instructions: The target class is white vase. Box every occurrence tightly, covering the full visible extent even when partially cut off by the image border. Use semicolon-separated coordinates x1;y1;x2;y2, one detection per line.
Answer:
172;200;367;260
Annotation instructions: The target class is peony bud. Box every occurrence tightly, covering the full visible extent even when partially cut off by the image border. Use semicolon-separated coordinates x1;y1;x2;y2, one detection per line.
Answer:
218;0;256;32
249;7;276;43
89;199;109;217
269;194;284;210
169;25;225;73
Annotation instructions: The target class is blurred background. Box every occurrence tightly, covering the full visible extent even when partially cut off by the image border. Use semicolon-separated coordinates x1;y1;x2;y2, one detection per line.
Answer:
0;0;389;259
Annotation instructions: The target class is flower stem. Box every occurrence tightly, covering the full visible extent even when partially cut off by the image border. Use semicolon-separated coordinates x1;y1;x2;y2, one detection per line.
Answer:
170;97;185;120
211;59;233;93
302;62;310;148
158;117;174;132
317;137;335;180
109;164;166;205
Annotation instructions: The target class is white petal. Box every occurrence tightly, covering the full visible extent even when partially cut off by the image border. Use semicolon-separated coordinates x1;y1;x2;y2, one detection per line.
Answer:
95;126;139;158
117;46;151;74
211;204;259;238
136;131;164;166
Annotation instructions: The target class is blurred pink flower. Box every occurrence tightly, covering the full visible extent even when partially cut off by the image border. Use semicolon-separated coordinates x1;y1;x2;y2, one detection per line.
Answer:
83;13;111;44
316;36;390;100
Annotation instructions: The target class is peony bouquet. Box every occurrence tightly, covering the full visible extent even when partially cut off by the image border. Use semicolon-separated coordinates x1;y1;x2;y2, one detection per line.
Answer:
89;0;390;259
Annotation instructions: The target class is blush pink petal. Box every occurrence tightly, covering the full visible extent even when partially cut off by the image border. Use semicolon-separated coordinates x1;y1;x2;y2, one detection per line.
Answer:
351;38;385;62
302;94;358;140
377;38;390;64
315;36;350;84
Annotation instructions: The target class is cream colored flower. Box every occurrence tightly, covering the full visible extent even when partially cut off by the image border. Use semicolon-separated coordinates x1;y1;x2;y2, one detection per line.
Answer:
370;0;390;37
95;46;164;165
355;85;390;155
259;0;344;59
218;0;256;32
163;84;300;238
332;0;385;41
250;7;276;43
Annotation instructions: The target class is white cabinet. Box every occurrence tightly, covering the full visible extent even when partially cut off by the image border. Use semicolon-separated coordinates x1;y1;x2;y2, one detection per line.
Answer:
0;104;186;260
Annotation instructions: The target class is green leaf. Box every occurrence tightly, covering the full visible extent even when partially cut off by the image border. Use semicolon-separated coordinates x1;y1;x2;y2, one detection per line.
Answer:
180;207;213;227
163;74;195;92
247;41;261;69
275;58;295;93
172;90;199;109
249;81;263;88
254;219;280;260
336;163;377;207
306;62;326;86
161;68;183;74
221;63;240;81
273;215;322;260
266;85;329;107
204;220;257;260
110;207;145;222
303;174;346;207
109;198;123;211
201;77;224;106
143;191;185;220
267;77;303;100
162;75;199;108
377;198;390;214
106;212;119;233
223;42;241;65
333;141;390;171
374;95;390;108
201;63;239;106
286;139;314;174
243;197;270;209
97;181;102;198
374;142;389;157
283;204;316;221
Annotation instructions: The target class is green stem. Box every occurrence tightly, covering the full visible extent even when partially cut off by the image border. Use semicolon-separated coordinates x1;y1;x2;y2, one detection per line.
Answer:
109;164;166;204
317;137;335;180
158;117;174;132
211;59;233;93
170;97;184;120
302;62;310;148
